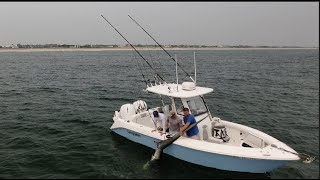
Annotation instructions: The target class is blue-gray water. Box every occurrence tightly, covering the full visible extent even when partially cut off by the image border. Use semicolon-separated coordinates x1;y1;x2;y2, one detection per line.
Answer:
0;49;318;179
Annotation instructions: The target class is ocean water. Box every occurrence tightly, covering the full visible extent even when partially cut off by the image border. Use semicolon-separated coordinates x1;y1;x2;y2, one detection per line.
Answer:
0;49;318;179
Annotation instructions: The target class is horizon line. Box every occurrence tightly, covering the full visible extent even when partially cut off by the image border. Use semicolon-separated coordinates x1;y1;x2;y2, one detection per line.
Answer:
0;43;318;48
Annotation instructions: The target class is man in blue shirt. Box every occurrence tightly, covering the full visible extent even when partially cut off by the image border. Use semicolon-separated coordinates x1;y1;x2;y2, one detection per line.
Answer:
180;107;199;140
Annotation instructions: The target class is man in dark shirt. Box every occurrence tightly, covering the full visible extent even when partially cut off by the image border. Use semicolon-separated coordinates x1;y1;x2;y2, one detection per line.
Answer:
180;107;199;139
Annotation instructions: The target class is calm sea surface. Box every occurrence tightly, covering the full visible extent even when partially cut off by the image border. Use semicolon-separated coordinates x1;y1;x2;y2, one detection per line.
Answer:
0;49;318;179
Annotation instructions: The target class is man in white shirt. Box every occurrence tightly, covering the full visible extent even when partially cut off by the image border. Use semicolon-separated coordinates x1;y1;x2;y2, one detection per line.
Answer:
151;110;167;135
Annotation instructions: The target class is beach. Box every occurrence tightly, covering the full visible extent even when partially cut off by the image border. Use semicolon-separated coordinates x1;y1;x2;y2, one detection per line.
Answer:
0;47;317;52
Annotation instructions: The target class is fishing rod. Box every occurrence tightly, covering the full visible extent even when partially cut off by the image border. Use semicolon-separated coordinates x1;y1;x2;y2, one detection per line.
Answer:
100;15;165;83
132;49;148;86
200;95;214;122
151;114;208;160
128;15;195;82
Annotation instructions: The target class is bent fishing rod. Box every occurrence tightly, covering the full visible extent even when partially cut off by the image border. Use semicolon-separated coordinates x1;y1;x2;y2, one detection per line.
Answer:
128;15;195;83
100;15;165;83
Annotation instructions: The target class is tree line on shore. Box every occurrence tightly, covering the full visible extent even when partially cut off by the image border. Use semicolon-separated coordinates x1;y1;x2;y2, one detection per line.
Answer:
0;43;306;49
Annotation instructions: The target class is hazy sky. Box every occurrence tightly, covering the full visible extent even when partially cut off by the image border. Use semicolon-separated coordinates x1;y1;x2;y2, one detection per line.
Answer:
0;2;318;47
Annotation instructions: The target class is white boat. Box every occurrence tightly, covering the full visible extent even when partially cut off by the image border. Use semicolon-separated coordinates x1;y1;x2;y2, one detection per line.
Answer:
111;82;304;173
102;15;314;173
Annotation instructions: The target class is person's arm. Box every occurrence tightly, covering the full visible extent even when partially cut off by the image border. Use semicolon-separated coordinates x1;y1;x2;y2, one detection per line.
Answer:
179;115;185;125
154;117;162;130
151;115;158;132
178;117;184;127
180;122;190;136
162;116;166;134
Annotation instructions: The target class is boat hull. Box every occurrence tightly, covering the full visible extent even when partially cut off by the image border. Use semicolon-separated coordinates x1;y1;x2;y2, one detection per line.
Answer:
111;127;287;173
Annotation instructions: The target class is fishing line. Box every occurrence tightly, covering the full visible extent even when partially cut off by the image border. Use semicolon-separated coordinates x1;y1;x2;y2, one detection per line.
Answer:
101;15;165;83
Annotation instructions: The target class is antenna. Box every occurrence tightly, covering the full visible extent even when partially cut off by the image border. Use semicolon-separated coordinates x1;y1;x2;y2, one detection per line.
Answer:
194;52;196;85
175;54;179;92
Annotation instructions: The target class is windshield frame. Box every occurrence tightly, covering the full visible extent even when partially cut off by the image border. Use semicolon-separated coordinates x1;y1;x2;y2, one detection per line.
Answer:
185;96;208;117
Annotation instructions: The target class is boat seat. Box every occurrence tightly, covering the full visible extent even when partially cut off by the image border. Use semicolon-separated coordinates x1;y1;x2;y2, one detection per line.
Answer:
134;111;155;129
211;120;230;142
202;125;224;144
202;121;230;143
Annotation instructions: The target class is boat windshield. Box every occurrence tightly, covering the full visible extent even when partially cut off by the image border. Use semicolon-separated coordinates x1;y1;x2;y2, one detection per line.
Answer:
174;98;184;115
186;97;207;116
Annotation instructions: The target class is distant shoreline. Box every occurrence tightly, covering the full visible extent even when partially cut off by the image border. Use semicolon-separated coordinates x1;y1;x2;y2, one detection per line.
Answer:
0;47;318;52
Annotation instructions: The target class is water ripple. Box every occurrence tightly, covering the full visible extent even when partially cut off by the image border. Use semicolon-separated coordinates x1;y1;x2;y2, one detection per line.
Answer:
0;49;318;179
